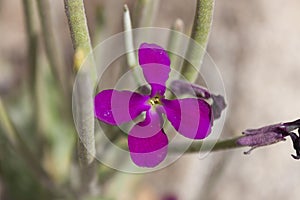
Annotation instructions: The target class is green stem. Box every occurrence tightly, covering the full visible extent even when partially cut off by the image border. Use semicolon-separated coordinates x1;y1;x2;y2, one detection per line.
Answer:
169;136;243;153
133;0;160;27
22;0;48;159
64;0;95;167
64;0;93;60
0;99;55;192
123;5;136;69
166;18;185;99
114;135;244;153
64;0;97;197
22;0;37;92
123;4;144;87
36;0;67;94
181;0;215;82
167;18;185;71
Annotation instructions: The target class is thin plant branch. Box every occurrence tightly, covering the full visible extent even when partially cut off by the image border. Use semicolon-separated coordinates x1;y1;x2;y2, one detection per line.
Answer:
133;0;160;27
0;98;55;193
22;0;44;152
181;0;215;82
169;136;243;153
123;5;136;69
22;0;38;93
166;18;185;99
114;135;243;153
167;18;185;72
123;4;144;86
36;0;67;94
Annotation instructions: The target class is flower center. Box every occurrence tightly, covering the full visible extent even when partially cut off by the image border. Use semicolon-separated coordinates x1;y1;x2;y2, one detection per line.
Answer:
148;95;162;106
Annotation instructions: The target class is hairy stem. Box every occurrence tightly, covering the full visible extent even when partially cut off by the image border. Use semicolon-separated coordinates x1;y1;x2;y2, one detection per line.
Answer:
64;0;97;197
181;0;215;82
64;0;95;166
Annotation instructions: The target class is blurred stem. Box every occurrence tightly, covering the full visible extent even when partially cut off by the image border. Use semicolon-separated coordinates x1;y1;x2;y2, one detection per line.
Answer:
0;99;55;193
123;4;144;86
22;0;37;92
124;5;136;69
166;18;185;99
36;0;67;95
167;18;185;71
22;0;47;159
133;0;160;27
181;0;215;82
64;0;97;197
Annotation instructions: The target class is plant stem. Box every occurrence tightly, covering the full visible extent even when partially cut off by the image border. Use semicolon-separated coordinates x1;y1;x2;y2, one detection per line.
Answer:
64;0;93;63
181;0;215;82
167;18;185;72
133;0;160;27
64;0;98;197
169;136;243;153
64;0;95;167
22;0;37;92
123;4;144;86
114;135;244;153
36;0;67;94
22;0;43;149
0;99;55;192
123;5;136;69
166;18;185;99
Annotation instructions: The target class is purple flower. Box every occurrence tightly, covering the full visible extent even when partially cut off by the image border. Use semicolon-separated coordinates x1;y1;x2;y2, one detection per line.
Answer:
170;80;226;120
94;43;212;167
237;119;300;157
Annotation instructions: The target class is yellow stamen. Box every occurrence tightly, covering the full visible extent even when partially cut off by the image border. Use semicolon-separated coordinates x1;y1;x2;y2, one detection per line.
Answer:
148;95;162;106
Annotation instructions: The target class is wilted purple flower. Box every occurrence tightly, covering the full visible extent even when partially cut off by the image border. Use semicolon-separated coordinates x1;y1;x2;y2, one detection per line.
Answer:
237;119;300;157
94;43;212;167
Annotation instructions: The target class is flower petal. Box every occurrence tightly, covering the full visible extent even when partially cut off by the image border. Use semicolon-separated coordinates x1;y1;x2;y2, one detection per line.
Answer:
138;43;171;96
94;89;150;125
162;98;212;139
128;111;168;167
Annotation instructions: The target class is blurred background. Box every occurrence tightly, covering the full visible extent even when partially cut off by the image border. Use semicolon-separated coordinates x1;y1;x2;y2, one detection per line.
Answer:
0;0;300;200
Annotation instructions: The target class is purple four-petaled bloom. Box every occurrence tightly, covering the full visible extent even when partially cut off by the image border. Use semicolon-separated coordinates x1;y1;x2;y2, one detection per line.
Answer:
94;43;212;167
